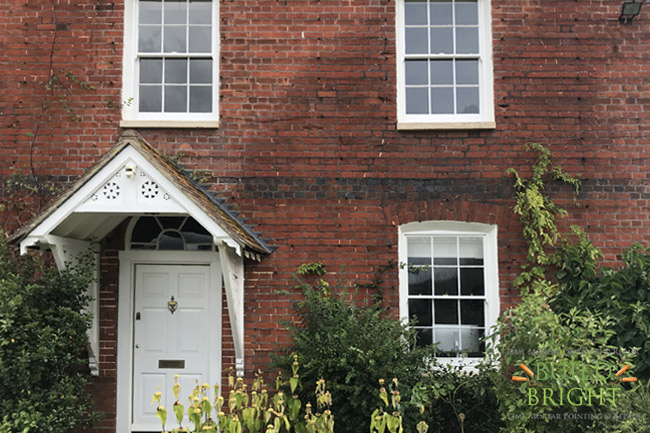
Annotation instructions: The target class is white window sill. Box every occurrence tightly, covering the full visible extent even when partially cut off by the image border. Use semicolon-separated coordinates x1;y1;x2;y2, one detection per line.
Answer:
119;120;220;129
397;121;496;131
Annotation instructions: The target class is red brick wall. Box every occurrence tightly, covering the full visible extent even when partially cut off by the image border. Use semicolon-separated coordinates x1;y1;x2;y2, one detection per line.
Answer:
3;0;650;429
85;220;125;433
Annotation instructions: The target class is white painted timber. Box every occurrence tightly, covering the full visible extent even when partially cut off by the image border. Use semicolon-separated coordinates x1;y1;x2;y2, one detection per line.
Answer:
219;245;245;377
19;146;240;255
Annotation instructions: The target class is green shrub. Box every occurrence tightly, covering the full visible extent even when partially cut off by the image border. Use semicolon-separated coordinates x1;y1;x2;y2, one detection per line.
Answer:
414;363;503;433
273;263;435;433
0;239;97;432
595;379;650;433
486;281;630;433
554;236;650;379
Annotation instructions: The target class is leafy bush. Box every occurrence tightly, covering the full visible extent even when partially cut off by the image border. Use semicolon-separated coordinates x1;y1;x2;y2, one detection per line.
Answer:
554;236;650;379
0;239;97;432
414;363;503;433
486;281;630;433
596;379;650;433
273;263;435;433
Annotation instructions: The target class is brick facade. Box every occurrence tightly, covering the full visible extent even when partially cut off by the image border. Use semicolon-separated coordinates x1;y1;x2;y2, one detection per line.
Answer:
2;0;650;431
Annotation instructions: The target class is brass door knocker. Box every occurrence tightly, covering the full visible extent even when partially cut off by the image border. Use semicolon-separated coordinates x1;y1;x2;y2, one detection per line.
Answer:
167;296;178;314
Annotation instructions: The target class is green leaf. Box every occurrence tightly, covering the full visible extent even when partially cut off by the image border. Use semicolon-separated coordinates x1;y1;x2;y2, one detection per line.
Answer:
173;402;184;425
290;377;299;394
385;414;401;433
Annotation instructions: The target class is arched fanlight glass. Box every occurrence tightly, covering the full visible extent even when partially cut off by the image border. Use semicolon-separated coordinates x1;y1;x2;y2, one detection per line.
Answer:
130;216;214;250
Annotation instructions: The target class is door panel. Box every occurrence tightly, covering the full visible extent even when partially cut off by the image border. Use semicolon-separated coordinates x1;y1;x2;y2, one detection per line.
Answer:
132;264;212;430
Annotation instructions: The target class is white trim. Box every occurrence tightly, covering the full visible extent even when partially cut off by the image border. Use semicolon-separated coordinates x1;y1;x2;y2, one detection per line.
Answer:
219;245;245;376
121;0;220;124
120;120;220;129
20;146;241;255
398;221;499;367
116;250;222;433
395;0;494;126
397;121;496;130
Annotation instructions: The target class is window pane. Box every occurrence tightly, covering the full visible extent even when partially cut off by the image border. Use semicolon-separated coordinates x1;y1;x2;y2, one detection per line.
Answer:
456;27;478;54
405;27;428;54
415;328;433;347
181;217;210;236
183;229;212;245
434;267;457;295
131;216;161;243
460;237;483;265
405;60;428;85
406;87;429;114
460;268;484;296
409;267;432;296
190;86;212;112
139;26;161;52
456;1;478;25
409;299;433;326
405;1;427;25
460;300;484;325
131;243;156;250
159;230;185;249
164;0;187;24
430;27;452;54
190;59;212;83
189;26;211;52
461;327;484;356
457;87;479;113
158;216;186;228
433;237;457;265
408;237;431;266
456;59;478;85
429;1;452;25
139;85;162;112
164;26;187;52
430;87;454;114
140;0;162;24
430;60;453;85
435;299;458;324
435;327;459;353
189;0;211;24
140;58;163;83
164;85;187;112
165;58;187;83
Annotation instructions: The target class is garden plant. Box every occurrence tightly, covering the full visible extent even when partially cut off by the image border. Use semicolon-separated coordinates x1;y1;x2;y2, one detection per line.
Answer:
0;239;97;433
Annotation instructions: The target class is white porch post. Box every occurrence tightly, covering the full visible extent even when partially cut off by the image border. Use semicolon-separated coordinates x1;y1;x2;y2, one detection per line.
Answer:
219;245;245;377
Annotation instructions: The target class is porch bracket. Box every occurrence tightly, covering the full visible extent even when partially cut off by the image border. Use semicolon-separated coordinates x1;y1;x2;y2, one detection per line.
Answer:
219;244;245;377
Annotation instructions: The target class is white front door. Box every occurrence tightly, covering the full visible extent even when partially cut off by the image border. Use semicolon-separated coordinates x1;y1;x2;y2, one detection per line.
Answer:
131;264;214;431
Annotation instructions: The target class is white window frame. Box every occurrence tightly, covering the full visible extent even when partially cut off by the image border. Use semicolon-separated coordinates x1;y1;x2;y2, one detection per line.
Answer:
121;0;220;128
396;0;495;130
398;221;499;367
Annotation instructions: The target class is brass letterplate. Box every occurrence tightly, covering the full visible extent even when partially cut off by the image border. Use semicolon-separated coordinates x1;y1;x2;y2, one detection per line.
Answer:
158;359;185;369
